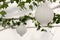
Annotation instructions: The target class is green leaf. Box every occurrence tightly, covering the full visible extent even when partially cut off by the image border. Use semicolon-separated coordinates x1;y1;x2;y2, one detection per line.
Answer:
53;0;56;2
7;22;10;25
15;0;19;3
18;1;25;9
26;0;31;3
0;18;2;22
56;19;60;24
0;2;8;9
50;0;53;2
41;29;47;32
35;22;38;27
10;0;15;3
2;19;8;27
29;5;33;10
33;2;37;6
37;25;41;30
50;0;56;2
16;22;20;26
35;0;43;3
23;22;27;25
0;10;6;16
53;17;56;23
0;0;6;2
53;13;56;23
12;20;16;26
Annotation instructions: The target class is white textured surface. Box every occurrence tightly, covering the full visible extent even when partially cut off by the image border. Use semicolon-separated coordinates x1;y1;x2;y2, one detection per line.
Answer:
0;27;54;40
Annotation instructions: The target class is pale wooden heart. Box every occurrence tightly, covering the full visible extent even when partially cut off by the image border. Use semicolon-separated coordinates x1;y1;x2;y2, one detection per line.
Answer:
16;24;27;36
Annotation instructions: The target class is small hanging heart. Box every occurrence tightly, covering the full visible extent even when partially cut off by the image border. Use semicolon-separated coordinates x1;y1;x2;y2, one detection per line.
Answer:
35;3;54;26
16;23;27;36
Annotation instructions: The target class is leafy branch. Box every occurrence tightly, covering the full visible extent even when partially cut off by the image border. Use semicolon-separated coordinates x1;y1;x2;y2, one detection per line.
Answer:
0;0;58;31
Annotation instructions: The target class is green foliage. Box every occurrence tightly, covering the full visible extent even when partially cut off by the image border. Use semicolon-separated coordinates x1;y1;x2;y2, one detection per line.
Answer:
0;0;6;2
50;0;56;2
0;2;8;9
0;15;35;28
16;21;20;26
33;2;38;6
53;13;56;23
10;0;20;3
19;15;34;25
29;5;33;10
12;19;16;26
15;0;19;3
0;10;6;16
26;0;31;3
45;21;53;28
53;0;56;2
35;0;43;3
0;0;59;31
34;21;41;30
37;25;41;30
0;18;2;22
41;29;47;32
10;0;15;3
56;19;60;24
18;1;25;9
35;22;38;27
2;19;8;27
52;13;60;24
37;22;41;30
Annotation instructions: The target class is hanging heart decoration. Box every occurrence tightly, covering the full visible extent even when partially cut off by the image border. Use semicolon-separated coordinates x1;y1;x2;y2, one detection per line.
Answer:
16;23;27;36
35;3;54;26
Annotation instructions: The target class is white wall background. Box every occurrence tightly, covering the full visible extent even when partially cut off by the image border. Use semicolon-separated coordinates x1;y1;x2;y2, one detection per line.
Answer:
0;0;60;40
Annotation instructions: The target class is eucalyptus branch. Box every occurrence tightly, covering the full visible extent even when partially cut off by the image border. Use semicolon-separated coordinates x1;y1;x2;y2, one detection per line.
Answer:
0;0;58;31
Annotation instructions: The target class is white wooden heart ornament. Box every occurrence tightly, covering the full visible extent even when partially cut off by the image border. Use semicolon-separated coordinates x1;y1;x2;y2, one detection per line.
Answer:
16;23;27;36
35;3;54;26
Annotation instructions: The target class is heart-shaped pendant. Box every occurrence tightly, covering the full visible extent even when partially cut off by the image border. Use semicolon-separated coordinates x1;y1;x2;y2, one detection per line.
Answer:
35;3;54;26
16;23;27;36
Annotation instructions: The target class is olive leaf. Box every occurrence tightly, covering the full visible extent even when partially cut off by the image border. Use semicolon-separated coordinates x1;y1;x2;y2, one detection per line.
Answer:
10;0;15;3
35;0;43;3
0;10;6;16
37;25;41;30
0;0;6;2
16;21;20;26
41;29;47;32
0;18;2;22
29;5;33;10
1;2;8;9
56;19;60;24
18;1;25;9
53;0;56;2
50;0;56;2
26;0;31;3
15;0;19;3
33;2;38;6
2;19;8;27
